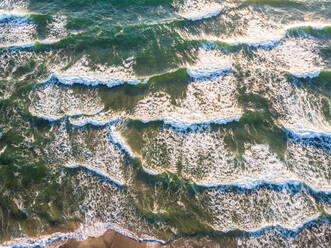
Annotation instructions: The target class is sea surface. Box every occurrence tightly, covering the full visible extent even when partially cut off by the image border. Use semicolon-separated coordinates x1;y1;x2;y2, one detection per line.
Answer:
0;0;330;247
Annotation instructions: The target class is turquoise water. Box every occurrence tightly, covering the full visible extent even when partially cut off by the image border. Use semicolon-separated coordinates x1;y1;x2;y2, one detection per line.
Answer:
0;0;330;247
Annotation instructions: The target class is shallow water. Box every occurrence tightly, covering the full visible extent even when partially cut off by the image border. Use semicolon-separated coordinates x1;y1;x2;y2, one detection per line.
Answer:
0;0;330;247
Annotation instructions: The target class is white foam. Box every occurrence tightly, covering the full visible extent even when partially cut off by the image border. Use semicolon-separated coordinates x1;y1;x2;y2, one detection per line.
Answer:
175;0;223;21
273;73;330;136
133;73;242;125
187;48;232;79
29;83;105;121
142;166;159;176
0;12;36;48
0;0;28;10
285;134;331;192
46;123;127;185
0;10;66;49
69;116;118;127
178;8;331;49
53;56;144;88
271;39;324;78
229;39;330;191
115;119;330;192
0;145;7;156
204;186;325;232
30;65;242;128
177;8;285;48
193;143;299;187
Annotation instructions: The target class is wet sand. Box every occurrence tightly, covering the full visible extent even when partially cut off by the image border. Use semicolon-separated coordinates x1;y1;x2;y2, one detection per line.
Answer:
59;229;164;248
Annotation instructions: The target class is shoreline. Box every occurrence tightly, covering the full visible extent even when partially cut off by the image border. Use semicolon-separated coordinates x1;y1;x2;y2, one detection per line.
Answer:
58;229;166;248
1;223;169;248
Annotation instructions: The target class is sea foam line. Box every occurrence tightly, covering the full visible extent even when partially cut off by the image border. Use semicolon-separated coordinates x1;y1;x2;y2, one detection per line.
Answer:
110;127;162;178
69;117;120;128
190;23;331;51
131;116;242;130
186;64;232;80
64;164;124;187
0;39;60;49
109;126;135;158
290;70;321;79
196;180;330;202
286;128;331;154
31;106;242;130
2;222;168;248
224;214;330;239
37;56;231;90
0;12;30;27
286;128;331;139
183;8;223;21
54;73;148;89
3;210;328;247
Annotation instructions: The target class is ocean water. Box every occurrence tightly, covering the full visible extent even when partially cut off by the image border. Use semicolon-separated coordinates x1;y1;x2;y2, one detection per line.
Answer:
0;0;330;247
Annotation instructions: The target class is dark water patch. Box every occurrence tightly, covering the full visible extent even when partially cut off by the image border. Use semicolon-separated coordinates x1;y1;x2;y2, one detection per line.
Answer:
0;195;29;242
217;111;287;159
41;22;199;76
288;26;331;40
320;47;331;67
5;59;48;82
98;68;190;111
98;80;148;112
214;41;243;53
321;98;331;121
121;120;164;154
29;14;52;26
132;167;214;236
12;59;37;78
32;178;83;228
238;92;270;111
148;68;190;103
3;81;52;130
136;167;190;193
312;71;331;98
0;128;23;148
0;139;81;242
28;13;53;39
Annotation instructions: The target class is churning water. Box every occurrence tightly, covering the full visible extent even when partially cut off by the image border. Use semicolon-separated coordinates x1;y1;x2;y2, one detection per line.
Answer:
0;0;330;247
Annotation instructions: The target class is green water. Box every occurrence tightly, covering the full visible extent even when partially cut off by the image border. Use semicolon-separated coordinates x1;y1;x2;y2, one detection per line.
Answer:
0;0;330;247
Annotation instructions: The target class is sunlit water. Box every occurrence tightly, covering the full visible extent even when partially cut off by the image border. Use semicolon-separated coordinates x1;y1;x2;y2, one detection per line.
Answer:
0;0;330;247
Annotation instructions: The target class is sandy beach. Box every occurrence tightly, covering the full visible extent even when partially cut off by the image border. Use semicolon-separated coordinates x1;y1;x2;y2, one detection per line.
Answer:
59;229;165;248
